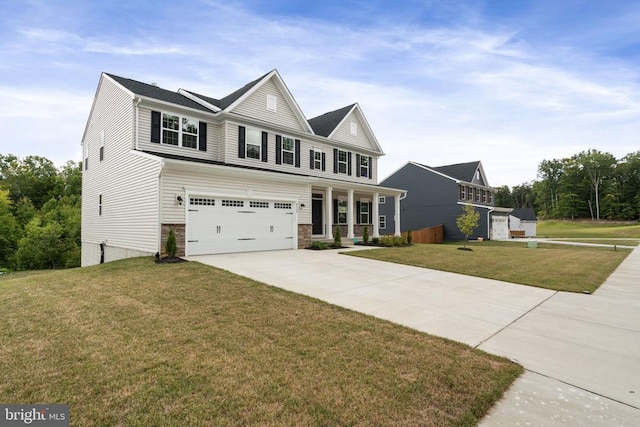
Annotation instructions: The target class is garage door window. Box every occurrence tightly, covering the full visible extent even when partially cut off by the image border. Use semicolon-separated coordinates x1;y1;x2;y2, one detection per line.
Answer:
250;201;269;208
222;200;244;207
274;202;292;209
190;197;215;206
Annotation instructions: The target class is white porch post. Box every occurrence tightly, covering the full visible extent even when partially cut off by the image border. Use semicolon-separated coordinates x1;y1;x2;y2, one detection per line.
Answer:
347;189;355;239
325;187;333;238
394;194;401;237
372;192;380;238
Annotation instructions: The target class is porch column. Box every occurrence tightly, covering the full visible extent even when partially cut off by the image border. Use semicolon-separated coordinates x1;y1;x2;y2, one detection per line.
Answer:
347;189;355;239
394;193;401;237
325;187;333;238
372;192;380;238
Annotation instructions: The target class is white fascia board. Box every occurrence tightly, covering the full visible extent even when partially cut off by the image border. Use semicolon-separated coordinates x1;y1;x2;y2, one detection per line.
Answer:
137;95;217;118
129;150;165;163
177;89;221;112
476;161;490;187
456;201;493;210
82;73;133;144
312;176;406;197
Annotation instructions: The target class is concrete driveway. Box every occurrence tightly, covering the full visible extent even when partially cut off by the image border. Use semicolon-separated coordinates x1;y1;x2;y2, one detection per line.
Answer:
189;246;640;425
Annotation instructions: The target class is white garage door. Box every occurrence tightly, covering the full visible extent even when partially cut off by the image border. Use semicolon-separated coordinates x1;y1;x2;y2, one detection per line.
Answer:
187;196;296;255
491;216;508;240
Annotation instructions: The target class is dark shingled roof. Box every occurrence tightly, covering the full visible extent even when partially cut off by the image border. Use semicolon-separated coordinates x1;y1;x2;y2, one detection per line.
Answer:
105;73;213;113
215;71;271;109
431;161;481;182
308;104;355;137
511;208;537;221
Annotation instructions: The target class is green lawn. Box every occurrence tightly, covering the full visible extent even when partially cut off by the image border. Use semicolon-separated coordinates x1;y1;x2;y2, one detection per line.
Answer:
0;258;521;426
347;241;630;293
537;219;640;238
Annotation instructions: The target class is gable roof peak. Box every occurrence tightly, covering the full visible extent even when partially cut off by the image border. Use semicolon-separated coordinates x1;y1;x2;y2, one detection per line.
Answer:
307;103;357;137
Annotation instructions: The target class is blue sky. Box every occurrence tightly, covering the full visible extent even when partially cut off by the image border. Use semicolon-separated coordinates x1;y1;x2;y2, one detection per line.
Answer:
1;0;639;186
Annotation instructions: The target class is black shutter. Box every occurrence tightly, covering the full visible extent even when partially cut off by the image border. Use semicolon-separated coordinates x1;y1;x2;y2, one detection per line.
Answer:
199;122;207;151
151;111;161;143
321;152;326;171
261;131;268;162
294;139;301;167
356;154;361;177
99;146;104;161
347;152;352;176
368;156;372;179
238;126;246;158
369;203;373;223
356;201;361;224
333;199;339;224
309;150;314;169
275;135;282;164
333;149;338;173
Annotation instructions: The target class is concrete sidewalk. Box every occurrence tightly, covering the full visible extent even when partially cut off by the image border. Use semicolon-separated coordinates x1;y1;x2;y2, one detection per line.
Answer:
189;245;640;425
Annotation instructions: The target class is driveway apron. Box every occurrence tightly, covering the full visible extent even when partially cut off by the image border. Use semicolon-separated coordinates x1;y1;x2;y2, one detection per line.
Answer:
189;246;640;425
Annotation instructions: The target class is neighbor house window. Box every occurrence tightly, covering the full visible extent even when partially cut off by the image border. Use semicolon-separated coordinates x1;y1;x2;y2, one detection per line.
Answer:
459;185;465;200
467;186;473;201
282;136;295;165
482;190;487;203
360;202;369;224
379;215;386;229
338;199;347;224
359;156;369;178
488;192;494;204
379;196;386;204
162;113;198;149
246;128;261;159
337;150;348;174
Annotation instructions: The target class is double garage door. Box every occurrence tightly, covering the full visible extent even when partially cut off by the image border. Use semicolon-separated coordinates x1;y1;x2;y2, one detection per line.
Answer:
187;196;296;255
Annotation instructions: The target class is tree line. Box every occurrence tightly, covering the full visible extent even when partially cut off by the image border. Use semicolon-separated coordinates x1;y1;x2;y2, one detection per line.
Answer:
494;149;640;220
0;154;81;271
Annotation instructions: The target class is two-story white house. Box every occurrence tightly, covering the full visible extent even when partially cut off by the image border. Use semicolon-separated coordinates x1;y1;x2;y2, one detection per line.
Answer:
81;70;405;266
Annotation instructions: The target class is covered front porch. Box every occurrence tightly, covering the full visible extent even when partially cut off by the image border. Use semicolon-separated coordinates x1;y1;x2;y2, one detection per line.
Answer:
310;182;404;241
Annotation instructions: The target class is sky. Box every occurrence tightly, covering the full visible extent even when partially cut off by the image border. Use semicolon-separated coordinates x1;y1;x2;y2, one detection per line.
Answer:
1;0;639;187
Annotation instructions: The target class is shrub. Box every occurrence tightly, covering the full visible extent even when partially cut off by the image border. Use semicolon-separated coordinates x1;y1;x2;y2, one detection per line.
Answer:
308;241;329;250
333;226;342;248
407;229;413;245
393;235;406;246
166;228;178;258
372;237;380;245
363;226;370;244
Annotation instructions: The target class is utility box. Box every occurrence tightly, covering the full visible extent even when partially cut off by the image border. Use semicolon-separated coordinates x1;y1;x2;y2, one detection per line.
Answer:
527;240;538;249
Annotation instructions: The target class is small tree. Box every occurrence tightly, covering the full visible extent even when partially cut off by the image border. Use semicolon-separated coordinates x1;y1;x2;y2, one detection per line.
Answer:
333;226;342;248
406;229;412;245
456;203;480;249
166;227;178;258
362;225;369;244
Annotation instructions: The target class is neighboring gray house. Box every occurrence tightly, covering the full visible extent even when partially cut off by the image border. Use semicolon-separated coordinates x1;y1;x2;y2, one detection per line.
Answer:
509;208;538;237
81;70;405;266
378;161;496;240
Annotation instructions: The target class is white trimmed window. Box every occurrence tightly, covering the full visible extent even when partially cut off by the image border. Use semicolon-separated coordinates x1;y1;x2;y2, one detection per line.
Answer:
337;199;347;224
314;150;322;170
350;122;357;136
99;194;102;216
379;215;386;229
337;150;348;174
379;196;386;204
99;130;105;161
267;94;277;112
282;136;295;165
246;128;261;159
359;155;369;178
162;113;198;149
360;202;369;224
459;185;465;200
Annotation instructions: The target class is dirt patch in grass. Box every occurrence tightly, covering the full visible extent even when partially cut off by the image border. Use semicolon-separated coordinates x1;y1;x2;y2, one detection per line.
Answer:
346;241;631;293
0;258;521;426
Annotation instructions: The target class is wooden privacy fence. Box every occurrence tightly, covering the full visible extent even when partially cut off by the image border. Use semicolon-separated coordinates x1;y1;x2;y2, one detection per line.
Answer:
403;224;444;244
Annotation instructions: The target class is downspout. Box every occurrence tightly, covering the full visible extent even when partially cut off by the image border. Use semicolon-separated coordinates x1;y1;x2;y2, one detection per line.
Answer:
134;97;142;150
157;161;166;255
487;207;494;240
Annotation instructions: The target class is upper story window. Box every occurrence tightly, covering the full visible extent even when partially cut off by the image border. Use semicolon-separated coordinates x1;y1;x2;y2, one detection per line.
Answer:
337;150;348;174
162;113;198;149
281;136;295;165
99;130;105;161
459;185;465;200
314;150;322;170
488;191;494;204
359;155;369;178
246;128;261;159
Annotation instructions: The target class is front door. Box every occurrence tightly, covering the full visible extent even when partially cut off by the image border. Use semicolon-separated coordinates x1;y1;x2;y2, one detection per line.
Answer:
312;199;323;235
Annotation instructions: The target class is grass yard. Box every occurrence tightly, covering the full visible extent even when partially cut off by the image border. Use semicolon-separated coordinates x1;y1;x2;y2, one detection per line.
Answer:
537;219;640;238
347;241;631;293
0;258;521;426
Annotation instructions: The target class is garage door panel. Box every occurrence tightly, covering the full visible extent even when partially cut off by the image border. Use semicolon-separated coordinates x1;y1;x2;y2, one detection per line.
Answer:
187;196;296;255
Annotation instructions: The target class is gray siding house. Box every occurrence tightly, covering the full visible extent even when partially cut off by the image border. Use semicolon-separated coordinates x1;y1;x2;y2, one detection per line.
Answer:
81;70;405;266
379;161;496;240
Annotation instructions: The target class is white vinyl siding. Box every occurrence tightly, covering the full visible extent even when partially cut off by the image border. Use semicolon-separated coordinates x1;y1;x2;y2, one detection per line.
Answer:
161;164;311;225
331;110;373;150
231;79;307;132
82;76;163;266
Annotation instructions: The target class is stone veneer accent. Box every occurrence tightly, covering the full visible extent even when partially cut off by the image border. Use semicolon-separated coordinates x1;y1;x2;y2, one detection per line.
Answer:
298;224;313;248
331;224;372;240
161;224;185;256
